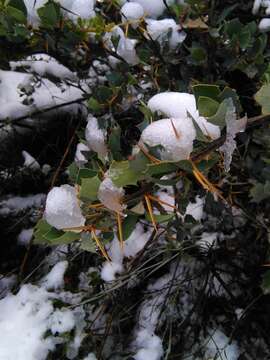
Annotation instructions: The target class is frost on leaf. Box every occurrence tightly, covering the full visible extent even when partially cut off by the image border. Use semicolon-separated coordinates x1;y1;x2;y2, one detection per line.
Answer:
98;177;126;214
219;99;247;172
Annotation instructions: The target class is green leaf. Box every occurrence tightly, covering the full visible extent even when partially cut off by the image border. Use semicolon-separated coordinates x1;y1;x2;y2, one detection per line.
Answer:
68;163;97;184
219;87;242;113
145;162;178;177
80;234;96;253
37;2;60;28
106;72;124;86
8;0;27;15
193;84;221;104
197;96;220;117
189;44;207;65
255;84;270;115
250;181;270;203
79;175;101;201
88;97;102;113
129;151;150;173
208;98;230;129
188;111;209;142
34;219;80;245
109;161;141;187
145;213;175;224
122;215;138;240
108;126;122;161
6;5;26;23
95;86;113;103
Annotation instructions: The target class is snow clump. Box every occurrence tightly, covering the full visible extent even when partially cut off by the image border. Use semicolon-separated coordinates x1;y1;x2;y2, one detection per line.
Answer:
85;115;108;158
252;0;270;31
146;19;186;49
44;185;85;230
75;143;90;167
147;92;221;140
121;2;144;26
25;0;96;27
140;117;196;161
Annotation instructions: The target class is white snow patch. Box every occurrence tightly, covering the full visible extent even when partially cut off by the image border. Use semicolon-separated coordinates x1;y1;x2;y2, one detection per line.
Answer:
101;224;151;282
0;193;45;215
104;26;139;66
10;54;76;81
121;2;144;25
197;232;218;248
85;115;108;158
22;150;40;170
45;185;85;230
0;284;76;360
185;196;205;221
75;142;89;167
18;228;34;246
147;92;221;140
0;69;84;121
25;0;96;27
140;117;196;161
83;354;97;360
146;18;186;49
41;261;68;290
205;329;240;360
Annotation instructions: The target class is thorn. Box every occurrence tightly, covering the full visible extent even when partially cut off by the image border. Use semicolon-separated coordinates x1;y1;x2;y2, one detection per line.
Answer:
144;194;158;232
138;143;161;164
190;160;225;202
117;212;124;250
91;228;111;262
148;194;177;210
170;119;180;139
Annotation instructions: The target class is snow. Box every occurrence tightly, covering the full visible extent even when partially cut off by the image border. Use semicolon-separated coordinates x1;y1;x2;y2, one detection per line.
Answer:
0;69;84;121
185;196;205;221
85;115;108;158
132;265;182;360
205;329;239;360
83;354;97;360
197;232;218;248
124;0;174;19
121;2;144;25
41;261;68;290
22;150;40;170
0;193;45;215
75;142;89;167
140;117;196;161
101;261;124;282
101;224;151;281
252;0;262;14
25;0;96;27
104;26;139;66
10;54;76;81
0;284;75;360
259;18;270;31
50;309;75;334
147;92;221;140
134;329;163;360
18;228;34;246
0;275;17;298
146;18;186;49
98;177;126;214
44;185;85;230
